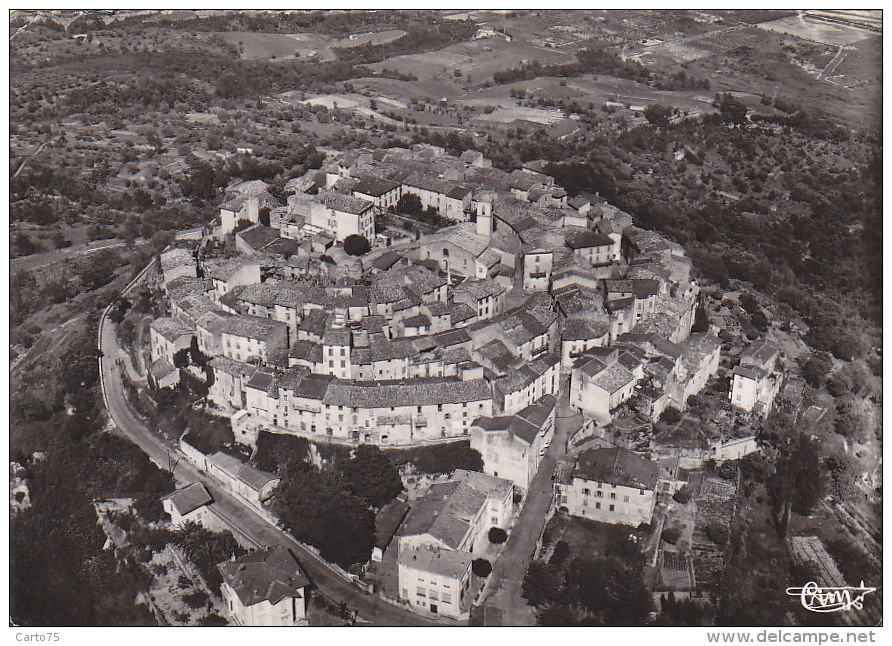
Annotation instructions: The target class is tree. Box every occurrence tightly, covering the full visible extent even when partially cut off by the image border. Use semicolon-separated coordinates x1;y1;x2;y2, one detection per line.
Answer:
343;234;371;256
750;309;769;332
259;206;271;227
395;193;423;216
272;466;374;568
488;527;508;544
13;232;39;256
644;103;674;129
715;92;748;125
522;560;564;607
564;555;653;625
472;558;492;577
831;335;863;362
341;444;403;508
536;603;577;626
801;352;833;388
771;432;825;518
692;299;710;333
739;293;760;314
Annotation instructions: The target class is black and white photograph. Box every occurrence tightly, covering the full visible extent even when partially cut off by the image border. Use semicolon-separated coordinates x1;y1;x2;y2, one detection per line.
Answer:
7;5;883;636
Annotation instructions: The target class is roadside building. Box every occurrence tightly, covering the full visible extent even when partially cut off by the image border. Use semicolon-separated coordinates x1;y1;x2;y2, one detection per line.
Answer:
149;317;193;364
555;447;659;526
730;340;782;416
160;247;197;286
470;394;557;491
196;311;289;364
205;451;280;510
203;257;262;302
218;545;309;626
570;350;641;424
397;470;513;618
398;545;473;620
373;498;410;563
161;482;213;528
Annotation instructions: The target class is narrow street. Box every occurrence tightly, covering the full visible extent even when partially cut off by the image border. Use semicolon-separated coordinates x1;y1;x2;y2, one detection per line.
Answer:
480;379;582;625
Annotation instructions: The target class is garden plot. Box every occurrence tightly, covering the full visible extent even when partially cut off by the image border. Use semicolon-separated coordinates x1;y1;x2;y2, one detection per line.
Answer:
145;546;227;626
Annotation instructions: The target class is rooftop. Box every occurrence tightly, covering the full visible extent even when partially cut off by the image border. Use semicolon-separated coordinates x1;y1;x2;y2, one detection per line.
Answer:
162;482;212;517
399;470;512;549
207;451;280;492
374;499;410;550
323;377;491;409
203;257;259;282
567;230;615;250
317;190;375;216
399;545;472;580
150;317;193;342
353;174;401;197
218;545;309;608
197;311;288;343
573;447;660;490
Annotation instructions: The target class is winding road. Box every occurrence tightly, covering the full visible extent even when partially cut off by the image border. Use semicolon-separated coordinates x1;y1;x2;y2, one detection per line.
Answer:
97;259;440;626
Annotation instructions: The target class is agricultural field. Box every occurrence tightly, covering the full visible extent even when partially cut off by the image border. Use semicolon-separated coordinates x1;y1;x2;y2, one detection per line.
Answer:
218;31;336;61
364;36;576;89
756;14;879;46
219;29;407;63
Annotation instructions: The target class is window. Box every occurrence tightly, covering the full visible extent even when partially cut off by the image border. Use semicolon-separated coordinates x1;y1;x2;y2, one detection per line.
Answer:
640;489;645;495
609;504;615;512
417;588;426;597
583;488;590;496
610;492;616;499
596;490;603;497
595;502;601;510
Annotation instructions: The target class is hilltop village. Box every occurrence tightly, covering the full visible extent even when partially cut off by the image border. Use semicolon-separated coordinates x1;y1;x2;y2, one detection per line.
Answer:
147;143;786;623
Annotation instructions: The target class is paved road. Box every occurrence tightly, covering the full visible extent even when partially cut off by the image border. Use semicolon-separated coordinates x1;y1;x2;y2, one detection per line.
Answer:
480;379;582;625
98;268;438;627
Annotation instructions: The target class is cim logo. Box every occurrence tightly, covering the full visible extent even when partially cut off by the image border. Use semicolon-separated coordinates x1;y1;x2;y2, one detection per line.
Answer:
785;582;877;613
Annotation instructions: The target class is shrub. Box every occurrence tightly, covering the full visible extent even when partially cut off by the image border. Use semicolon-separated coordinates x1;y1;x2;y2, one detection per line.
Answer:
672;487;691;504
343;234;371;256
661;527;681;545
182;589;208;609
488;527;508;544
660;408;682;425
386;441;483;474
548;540;569;566
472;558;492;577
704;523;729;546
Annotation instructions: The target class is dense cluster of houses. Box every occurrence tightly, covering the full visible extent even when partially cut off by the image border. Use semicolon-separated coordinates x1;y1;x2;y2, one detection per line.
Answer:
148;144;785;624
